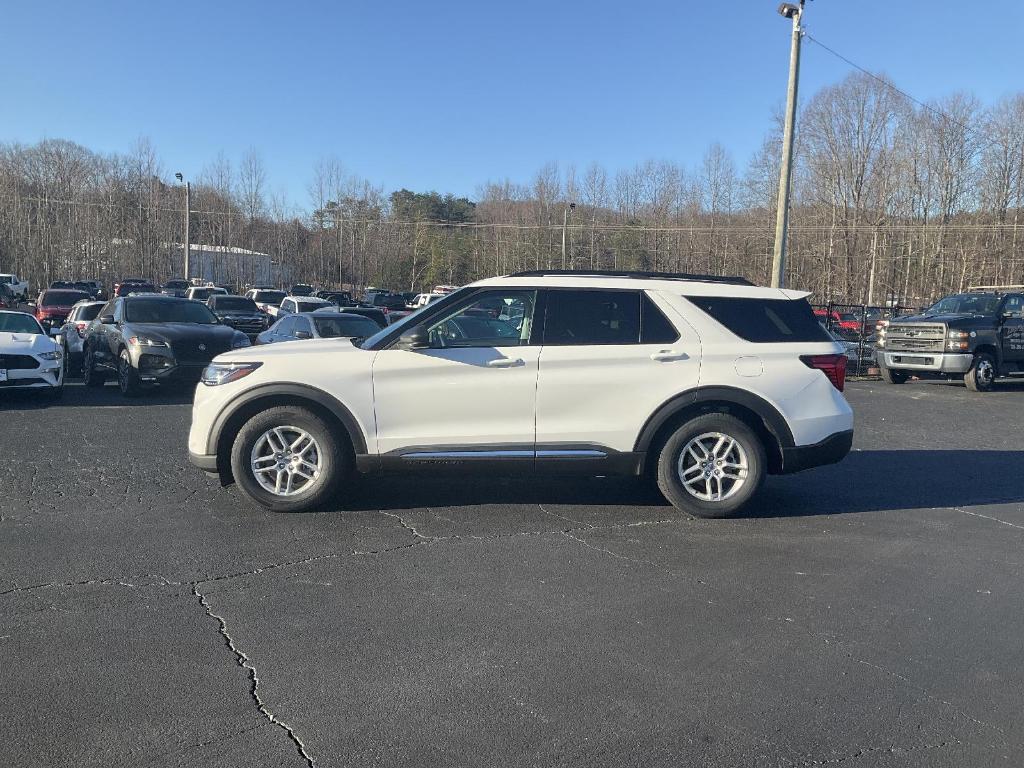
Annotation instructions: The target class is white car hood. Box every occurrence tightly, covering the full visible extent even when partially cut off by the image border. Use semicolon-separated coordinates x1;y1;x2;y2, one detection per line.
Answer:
0;333;58;354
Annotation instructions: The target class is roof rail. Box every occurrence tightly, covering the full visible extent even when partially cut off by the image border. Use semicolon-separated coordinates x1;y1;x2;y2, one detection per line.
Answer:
966;284;1024;293
508;269;753;286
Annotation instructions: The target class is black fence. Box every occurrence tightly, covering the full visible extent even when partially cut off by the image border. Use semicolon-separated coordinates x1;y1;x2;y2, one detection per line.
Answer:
810;303;924;376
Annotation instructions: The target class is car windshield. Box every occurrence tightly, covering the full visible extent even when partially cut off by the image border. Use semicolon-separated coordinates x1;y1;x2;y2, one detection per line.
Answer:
189;289;212;299
313;315;381;338
41;290;89;306
125;299;218;324
164;280;188;289
925;294;1000;315
0;312;43;334
253;290;287;305
296;299;330;310
212;297;258;311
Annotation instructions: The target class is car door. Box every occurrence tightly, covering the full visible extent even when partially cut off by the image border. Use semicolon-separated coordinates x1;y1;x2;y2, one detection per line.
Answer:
534;289;701;455
999;294;1024;364
371;289;540;456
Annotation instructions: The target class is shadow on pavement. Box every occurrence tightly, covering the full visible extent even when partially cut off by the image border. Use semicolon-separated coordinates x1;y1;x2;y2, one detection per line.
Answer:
0;382;195;410
339;450;1024;517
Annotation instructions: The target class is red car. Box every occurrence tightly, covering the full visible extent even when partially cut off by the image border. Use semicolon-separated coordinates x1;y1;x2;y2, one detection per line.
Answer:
813;308;862;333
35;289;90;332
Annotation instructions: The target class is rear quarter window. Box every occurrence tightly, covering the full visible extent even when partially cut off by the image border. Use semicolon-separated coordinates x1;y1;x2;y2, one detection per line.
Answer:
686;296;831;343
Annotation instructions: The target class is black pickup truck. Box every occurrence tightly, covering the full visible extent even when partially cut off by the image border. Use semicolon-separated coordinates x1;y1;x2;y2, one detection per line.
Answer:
876;289;1024;392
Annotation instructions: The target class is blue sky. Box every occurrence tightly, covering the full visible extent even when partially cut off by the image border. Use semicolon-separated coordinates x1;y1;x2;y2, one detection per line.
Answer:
3;0;1022;206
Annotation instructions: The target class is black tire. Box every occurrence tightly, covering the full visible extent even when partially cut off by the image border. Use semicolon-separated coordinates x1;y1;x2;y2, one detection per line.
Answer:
656;412;767;519
117;349;143;398
230;405;352;512
82;346;107;388
879;365;908;385
964;351;997;392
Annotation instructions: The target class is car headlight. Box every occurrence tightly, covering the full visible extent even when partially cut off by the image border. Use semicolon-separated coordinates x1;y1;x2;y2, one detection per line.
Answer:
38;349;63;360
231;333;251;349
128;335;169;347
201;361;262;386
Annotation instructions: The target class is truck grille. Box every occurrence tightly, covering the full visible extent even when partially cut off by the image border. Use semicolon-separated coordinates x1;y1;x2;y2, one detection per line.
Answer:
0;354;40;370
885;323;946;354
224;317;265;334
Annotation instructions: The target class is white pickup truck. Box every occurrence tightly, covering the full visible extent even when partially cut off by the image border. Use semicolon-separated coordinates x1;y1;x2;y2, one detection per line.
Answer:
0;274;29;301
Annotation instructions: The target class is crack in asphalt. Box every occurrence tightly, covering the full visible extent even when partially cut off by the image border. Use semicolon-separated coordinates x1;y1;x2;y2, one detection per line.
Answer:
192;583;316;768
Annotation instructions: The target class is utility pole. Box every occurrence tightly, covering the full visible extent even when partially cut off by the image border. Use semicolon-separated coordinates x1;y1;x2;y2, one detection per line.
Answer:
561;202;575;270
770;1;804;289
176;172;191;281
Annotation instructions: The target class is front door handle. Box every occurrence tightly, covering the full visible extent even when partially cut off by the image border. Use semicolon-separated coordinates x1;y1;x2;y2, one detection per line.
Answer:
487;358;524;368
650;350;688;362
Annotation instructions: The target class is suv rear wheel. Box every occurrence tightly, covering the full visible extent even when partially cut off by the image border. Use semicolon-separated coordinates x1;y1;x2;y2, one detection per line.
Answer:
82;347;106;388
965;351;997;392
656;413;766;518
230;405;351;512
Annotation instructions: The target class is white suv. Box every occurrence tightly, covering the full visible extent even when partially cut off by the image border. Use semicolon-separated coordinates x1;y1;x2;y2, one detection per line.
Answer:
188;271;853;517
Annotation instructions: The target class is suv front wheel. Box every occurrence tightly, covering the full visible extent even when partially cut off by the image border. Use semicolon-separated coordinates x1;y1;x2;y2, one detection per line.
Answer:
230;405;351;512
656;413;766;518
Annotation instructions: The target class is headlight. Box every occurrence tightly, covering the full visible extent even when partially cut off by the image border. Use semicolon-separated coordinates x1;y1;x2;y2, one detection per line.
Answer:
948;330;969;339
38;349;63;360
201;361;262;386
128;335;169;347
231;334;251;349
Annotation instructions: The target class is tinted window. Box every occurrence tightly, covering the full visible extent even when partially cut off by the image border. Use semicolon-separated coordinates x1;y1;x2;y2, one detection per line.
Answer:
544;290;640;345
313;316;381;338
212;296;258;311
124;299;218;324
687;296;831;343
295;299;330;312
253;290;287;305
0;312;43;334
77;303;104;321
275;316;297;335
41;290;90;306
641;294;680;344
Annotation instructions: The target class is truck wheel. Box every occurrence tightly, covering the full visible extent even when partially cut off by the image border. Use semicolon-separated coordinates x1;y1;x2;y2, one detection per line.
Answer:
879;365;908;385
656;413;766;519
82;347;107;387
965;352;997;392
230;405;352;512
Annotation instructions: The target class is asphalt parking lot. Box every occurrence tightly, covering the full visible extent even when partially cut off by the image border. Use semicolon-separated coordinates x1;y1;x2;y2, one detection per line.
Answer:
2;378;1023;767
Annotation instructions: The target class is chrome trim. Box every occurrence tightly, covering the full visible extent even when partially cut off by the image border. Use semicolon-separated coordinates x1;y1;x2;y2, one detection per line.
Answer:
535;449;607;458
402;449;608;460
403;450;534;459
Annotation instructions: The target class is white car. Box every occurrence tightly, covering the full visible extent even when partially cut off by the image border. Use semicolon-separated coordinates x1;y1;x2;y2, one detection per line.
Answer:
185;286;228;302
0;310;65;398
0;273;29;301
269;296;332;318
412;292;446;308
188;271;854;516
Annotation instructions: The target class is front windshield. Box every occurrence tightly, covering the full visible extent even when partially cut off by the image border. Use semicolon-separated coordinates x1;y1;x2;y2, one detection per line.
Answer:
125;298;218;324
41;290;90;306
213;297;258;311
358;287;468;348
0;312;44;334
925;294;999;315
253;290;287;305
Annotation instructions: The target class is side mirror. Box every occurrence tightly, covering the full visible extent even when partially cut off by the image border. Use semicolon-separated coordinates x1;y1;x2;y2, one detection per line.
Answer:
294;330;312;340
99;314;115;325
398;324;430;350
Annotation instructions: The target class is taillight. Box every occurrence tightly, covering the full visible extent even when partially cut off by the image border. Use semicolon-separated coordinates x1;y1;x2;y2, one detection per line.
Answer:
75;321;89;337
800;353;847;392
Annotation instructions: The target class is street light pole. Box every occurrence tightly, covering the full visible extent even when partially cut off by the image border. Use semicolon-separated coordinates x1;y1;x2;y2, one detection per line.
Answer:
561;202;575;270
176;173;191;281
770;1;804;289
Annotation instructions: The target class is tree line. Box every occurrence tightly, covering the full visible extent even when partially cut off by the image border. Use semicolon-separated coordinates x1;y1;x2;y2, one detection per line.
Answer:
1;71;1023;306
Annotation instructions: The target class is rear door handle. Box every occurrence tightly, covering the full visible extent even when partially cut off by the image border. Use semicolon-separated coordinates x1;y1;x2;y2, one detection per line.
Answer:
650;350;687;362
487;358;524;368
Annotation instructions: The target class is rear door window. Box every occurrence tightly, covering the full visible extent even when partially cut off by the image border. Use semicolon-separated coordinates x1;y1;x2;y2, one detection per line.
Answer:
543;290;640;345
686;296;831;343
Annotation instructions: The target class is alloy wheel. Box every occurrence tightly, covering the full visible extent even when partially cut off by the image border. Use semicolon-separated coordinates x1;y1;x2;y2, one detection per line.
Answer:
676;431;750;502
250;425;323;497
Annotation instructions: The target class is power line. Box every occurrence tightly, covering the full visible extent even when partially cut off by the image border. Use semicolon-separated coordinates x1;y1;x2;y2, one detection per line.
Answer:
802;32;1002;153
